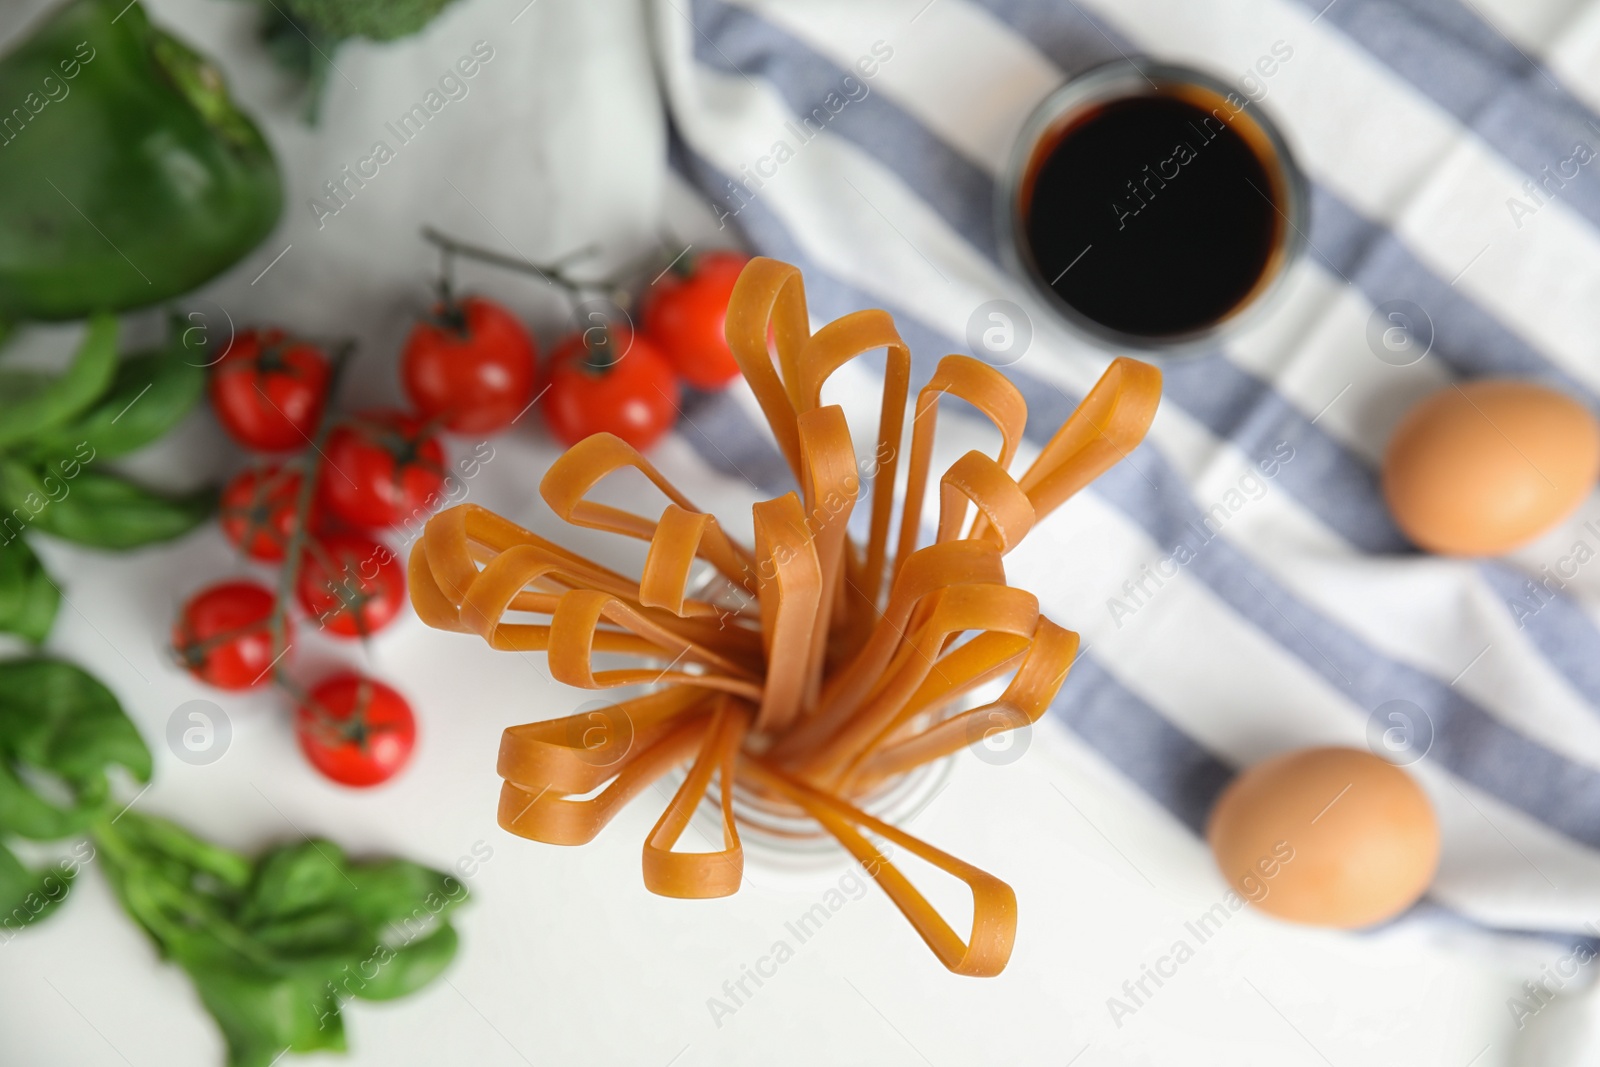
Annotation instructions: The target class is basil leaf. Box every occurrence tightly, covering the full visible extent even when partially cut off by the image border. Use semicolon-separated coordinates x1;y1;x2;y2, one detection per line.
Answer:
0;759;97;840
247;906;370;963
25;342;205;462
0;537;59;643
191;964;348;1067
0;458;47;514
0;371;66;413
345;858;466;930
241;840;351;925
0;840;74;935
0;315;118;450
28;470;214;549
351;923;459;1002
0;659;152;793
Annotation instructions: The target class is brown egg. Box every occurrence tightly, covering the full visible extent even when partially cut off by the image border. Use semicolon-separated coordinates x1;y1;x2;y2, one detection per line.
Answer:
1206;746;1439;928
1382;380;1600;556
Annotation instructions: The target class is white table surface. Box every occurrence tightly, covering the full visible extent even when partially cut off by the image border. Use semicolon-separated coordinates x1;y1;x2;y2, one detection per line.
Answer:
0;0;1571;1063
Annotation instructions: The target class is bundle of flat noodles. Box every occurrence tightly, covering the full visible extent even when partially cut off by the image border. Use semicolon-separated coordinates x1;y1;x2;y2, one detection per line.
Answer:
408;257;1162;976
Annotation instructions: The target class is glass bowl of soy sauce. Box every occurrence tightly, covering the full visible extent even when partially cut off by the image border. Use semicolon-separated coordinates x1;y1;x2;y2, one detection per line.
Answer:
1001;58;1308;356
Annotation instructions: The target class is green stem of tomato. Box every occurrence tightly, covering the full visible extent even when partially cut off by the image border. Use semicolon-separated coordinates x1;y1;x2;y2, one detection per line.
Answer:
268;343;355;704
420;226;605;298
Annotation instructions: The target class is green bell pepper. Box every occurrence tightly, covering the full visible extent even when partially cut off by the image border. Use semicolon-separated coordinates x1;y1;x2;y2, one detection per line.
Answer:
0;0;283;321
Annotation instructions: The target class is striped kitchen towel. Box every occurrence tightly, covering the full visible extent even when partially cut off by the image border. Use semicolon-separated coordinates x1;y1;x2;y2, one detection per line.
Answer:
651;0;1600;940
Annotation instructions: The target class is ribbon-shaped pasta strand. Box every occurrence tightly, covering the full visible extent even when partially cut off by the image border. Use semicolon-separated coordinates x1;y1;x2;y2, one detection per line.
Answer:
408;257;1162;976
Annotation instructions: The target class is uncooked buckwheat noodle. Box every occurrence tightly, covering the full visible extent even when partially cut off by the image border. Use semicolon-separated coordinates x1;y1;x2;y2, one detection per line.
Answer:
408;257;1161;977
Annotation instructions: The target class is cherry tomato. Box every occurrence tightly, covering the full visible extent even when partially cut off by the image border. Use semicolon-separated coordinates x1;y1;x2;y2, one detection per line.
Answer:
219;464;316;562
296;533;405;639
295;674;416;787
401;296;538;434
209;329;332;452
319;410;446;529
640;250;749;390
544;325;680;451
172;581;287;690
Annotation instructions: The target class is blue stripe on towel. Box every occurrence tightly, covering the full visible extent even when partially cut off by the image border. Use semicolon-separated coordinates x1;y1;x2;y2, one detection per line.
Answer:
1055;656;1236;834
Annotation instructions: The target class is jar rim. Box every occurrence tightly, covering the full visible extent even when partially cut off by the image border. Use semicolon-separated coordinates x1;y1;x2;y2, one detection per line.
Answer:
998;56;1310;358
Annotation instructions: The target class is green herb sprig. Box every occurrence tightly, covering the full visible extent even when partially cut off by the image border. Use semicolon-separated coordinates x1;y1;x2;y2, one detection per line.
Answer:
0;657;468;1067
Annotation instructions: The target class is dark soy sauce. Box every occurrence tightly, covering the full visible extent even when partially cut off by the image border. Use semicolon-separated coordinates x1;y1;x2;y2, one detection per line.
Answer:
1022;91;1283;338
